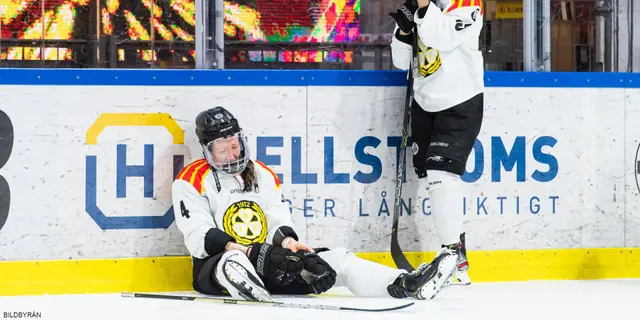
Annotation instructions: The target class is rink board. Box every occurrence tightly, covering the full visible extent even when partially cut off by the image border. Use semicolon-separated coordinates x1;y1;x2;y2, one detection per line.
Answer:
0;70;640;295
2;248;639;295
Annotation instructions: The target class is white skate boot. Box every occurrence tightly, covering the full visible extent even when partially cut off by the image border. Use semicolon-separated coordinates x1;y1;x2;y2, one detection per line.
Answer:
215;250;273;302
445;232;471;286
387;247;458;300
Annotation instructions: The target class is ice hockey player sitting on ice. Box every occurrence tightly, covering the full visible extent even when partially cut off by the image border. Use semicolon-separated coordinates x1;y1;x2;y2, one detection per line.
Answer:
171;106;455;302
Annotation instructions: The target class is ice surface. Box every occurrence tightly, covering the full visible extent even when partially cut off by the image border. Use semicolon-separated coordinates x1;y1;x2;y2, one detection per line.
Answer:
1;280;639;320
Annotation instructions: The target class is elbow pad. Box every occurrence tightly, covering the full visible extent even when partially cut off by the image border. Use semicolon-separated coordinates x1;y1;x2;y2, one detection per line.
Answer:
204;228;235;256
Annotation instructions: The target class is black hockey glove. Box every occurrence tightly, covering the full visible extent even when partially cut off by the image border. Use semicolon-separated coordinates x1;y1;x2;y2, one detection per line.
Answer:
389;0;418;34
296;251;337;294
247;243;304;286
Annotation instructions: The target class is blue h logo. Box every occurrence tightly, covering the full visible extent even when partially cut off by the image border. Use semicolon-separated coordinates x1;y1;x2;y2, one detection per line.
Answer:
85;113;185;230
116;144;154;198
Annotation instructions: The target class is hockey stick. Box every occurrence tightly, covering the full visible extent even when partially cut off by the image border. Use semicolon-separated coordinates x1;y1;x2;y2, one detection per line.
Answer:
390;27;419;273
121;292;414;312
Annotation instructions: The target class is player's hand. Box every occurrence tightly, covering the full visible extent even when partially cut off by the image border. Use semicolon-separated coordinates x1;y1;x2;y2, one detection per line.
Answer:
283;237;314;253
296;251;337;294
247;243;303;286
390;0;417;34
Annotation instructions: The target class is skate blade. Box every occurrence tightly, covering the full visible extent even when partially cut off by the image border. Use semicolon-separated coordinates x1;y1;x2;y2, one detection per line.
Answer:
445;270;472;286
418;255;458;300
224;261;273;302
452;270;472;285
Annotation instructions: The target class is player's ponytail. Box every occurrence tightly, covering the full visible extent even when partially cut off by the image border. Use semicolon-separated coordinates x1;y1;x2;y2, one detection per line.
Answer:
241;160;257;192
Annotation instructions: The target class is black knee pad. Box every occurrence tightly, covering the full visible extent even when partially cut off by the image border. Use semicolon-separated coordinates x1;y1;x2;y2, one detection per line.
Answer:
424;155;466;176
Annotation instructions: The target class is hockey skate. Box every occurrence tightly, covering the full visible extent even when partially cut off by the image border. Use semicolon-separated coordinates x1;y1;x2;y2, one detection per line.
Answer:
387;248;458;300
222;259;273;302
445;233;471;286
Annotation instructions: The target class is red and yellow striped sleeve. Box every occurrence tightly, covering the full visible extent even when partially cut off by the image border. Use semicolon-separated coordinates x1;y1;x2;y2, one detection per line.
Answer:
176;159;212;194
254;160;280;188
446;0;484;14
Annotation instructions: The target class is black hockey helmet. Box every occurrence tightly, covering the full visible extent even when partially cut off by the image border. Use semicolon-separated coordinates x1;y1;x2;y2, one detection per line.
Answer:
195;107;250;175
195;106;241;145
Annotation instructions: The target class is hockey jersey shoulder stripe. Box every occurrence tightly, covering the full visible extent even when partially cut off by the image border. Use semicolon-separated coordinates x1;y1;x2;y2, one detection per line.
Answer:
192;166;211;195
176;158;207;181
176;159;211;194
446;0;483;14
254;160;280;188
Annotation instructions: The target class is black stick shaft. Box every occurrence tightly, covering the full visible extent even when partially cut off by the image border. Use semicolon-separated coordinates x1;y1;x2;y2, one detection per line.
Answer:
121;292;414;312
390;28;419;272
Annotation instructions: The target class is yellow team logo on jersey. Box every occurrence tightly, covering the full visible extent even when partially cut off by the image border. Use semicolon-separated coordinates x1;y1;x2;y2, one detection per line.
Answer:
223;200;268;245
417;36;442;77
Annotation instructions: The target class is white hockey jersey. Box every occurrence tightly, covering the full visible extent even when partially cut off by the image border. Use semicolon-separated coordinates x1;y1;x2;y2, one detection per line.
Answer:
171;158;295;259
390;0;485;112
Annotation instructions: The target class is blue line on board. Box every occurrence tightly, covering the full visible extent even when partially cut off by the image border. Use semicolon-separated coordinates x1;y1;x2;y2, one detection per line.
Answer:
0;68;638;88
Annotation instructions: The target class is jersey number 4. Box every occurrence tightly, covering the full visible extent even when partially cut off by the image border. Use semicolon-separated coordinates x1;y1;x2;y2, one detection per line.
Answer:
180;201;190;219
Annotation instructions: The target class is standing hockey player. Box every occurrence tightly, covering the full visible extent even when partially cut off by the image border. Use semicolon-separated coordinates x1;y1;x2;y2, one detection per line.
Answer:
389;0;485;287
171;106;454;301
